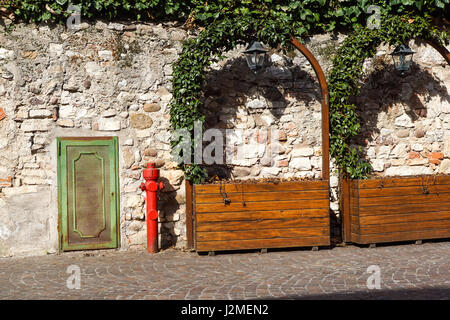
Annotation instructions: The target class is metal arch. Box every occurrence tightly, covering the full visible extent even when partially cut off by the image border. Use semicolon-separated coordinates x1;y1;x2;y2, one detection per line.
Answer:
425;39;450;65
290;37;330;181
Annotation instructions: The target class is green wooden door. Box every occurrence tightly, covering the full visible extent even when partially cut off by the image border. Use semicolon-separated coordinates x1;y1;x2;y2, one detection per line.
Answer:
57;137;119;251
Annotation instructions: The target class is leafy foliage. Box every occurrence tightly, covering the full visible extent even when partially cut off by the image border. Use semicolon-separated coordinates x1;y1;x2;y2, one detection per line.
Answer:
3;1;449;28
4;1;448;183
328;13;448;179
171;11;448;183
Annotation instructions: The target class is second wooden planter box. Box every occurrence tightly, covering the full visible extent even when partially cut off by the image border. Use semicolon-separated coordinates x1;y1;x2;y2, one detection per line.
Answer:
193;180;330;252
340;175;450;245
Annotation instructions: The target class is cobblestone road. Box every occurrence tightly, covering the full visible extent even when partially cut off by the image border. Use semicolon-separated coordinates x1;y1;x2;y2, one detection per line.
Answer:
0;241;449;300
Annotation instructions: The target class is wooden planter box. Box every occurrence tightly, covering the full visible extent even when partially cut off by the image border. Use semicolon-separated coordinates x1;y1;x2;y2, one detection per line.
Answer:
340;175;450;245
192;180;330;253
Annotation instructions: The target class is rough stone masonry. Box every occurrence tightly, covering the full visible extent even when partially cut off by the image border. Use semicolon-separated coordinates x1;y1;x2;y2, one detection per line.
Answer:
0;19;448;257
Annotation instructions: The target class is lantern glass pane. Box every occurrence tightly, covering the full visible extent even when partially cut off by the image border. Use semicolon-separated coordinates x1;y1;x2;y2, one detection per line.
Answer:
257;53;265;68
245;53;256;70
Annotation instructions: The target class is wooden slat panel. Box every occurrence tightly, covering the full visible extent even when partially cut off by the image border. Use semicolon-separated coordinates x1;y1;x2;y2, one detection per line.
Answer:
197;227;328;242
351;215;359;226
355;202;450;216
358;193;450;207
358;228;450;244
340;178;352;243
196;217;329;232
196;199;329;213
197;208;328;223
353;175;450;189
194;180;328;194
360;219;450;235
185;180;194;249
351;224;360;235
351;233;360;243
196;236;330;252
356;185;450;198
360;211;450;225
195;189;328;204
194;180;330;251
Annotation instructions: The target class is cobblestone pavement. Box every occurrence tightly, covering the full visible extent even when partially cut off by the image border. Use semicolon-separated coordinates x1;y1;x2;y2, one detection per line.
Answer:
0;241;449;300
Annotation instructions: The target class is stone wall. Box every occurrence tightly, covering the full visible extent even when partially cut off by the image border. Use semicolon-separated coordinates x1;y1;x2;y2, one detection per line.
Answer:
0;20;448;257
355;40;450;177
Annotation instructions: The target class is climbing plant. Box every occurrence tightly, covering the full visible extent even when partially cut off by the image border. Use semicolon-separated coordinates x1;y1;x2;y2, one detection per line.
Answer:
328;12;448;179
4;1;448;183
169;15;294;183
170;11;448;183
3;1;449;28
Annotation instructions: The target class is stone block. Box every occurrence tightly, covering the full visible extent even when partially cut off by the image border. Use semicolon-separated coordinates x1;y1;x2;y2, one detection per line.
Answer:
56;119;75;128
395;114;414;128
29;109;52;118
130;113;153;129
292;146;314;157
21;119;51;132
290;157;312;171
385;166;433;176
98;118;121;131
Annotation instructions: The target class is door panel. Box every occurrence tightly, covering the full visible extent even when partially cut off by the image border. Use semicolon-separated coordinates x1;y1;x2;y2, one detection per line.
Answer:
58;137;119;251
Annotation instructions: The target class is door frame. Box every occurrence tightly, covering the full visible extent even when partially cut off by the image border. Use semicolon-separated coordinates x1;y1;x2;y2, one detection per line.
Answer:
57;136;120;252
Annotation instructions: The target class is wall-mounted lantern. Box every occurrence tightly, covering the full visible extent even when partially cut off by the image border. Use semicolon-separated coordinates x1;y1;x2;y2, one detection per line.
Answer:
243;41;268;73
391;44;415;75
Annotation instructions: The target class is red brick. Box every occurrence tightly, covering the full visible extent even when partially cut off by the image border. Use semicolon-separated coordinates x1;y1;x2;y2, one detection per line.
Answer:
429;159;441;165
0;108;6;121
277;160;289;167
431;152;444;160
408;151;420;159
0;177;12;187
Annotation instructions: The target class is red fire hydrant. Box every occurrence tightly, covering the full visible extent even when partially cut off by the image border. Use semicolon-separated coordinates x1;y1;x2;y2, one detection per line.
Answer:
140;163;164;253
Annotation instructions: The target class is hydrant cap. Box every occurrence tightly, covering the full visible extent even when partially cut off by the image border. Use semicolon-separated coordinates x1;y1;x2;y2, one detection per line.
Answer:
143;162;159;180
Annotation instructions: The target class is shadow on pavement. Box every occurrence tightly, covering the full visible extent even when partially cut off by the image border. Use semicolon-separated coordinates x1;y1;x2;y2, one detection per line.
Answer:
261;287;450;300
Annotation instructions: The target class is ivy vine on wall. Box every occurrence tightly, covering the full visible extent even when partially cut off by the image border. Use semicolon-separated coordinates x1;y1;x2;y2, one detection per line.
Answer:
169;16;293;184
170;12;448;183
328;12;448;179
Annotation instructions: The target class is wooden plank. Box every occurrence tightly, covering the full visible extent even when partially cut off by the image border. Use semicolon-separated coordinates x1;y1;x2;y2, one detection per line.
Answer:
358;193;450;207
194;180;328;194
185;180;194;249
360;219;450;235
340;178;352;243
196;217;329;232
196;236;330;252
356;185;450;198
197;208;328;223
354;202;450;216
353;176;450;189
351;233;361;243
291;38;330;181
357;228;450;244
195;189;328;204
351;215;359;226
196;227;328;242
351;224;360;235
359;211;450;225
196;199;329;213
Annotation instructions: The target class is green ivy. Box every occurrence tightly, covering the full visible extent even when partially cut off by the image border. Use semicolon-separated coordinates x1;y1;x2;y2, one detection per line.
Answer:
170;11;448;183
328;13;449;179
3;1;449;27
5;1;448;183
